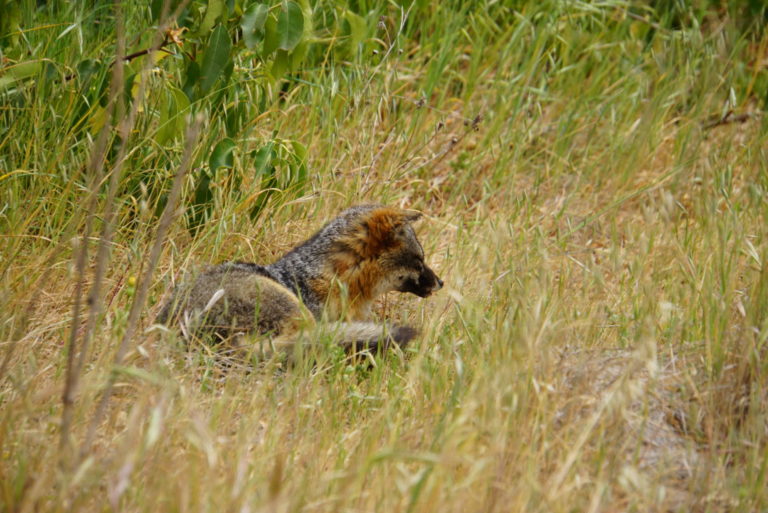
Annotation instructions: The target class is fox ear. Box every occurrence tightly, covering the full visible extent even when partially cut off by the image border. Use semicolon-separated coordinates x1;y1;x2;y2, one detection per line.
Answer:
399;209;422;224
348;207;417;257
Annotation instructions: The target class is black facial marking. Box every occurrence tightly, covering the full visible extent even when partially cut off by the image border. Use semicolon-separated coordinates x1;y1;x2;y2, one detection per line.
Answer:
397;262;442;298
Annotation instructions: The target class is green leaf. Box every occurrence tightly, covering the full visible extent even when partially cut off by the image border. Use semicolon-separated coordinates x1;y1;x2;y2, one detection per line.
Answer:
156;95;174;145
199;24;232;95
344;10;367;49
76;59;104;89
0;2;22;48
290;140;307;162
0;60;42;93
199;0;226;36
241;3;269;50
277;1;304;52
181;60;200;101
150;0;184;23
150;0;164;22
289;41;309;70
157;86;190;144
209;138;236;170
250;143;277;221
253;143;274;176
289;141;309;184
188;168;214;234
270;49;290;80
225;99;250;137
171;86;190;116
262;13;279;56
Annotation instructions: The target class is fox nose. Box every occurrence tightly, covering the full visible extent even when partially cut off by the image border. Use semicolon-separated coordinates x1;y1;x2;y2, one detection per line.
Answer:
436;278;444;289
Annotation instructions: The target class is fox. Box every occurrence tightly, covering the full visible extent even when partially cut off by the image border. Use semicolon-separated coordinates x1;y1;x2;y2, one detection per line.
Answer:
156;204;443;359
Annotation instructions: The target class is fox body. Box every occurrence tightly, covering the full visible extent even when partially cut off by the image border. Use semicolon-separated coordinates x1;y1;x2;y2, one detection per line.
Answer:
157;205;443;355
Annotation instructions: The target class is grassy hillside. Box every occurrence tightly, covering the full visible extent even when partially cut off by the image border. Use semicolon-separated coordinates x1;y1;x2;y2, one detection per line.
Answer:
2;1;767;511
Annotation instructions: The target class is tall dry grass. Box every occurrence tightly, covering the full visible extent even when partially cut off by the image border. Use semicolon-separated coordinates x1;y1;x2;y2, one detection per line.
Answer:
2;1;767;511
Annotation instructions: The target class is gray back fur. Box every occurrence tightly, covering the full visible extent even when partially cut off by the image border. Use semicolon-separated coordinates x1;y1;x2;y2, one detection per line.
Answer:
264;204;381;316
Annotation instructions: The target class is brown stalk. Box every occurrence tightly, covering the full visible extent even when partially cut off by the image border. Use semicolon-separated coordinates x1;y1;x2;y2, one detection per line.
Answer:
58;10;126;463
59;0;190;466
79;113;203;460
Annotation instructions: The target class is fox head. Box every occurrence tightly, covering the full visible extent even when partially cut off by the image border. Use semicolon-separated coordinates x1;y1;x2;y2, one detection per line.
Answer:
331;206;443;301
381;212;444;298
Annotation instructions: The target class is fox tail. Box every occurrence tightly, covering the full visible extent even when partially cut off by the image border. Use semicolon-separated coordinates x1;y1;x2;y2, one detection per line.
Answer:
268;322;418;358
328;322;418;353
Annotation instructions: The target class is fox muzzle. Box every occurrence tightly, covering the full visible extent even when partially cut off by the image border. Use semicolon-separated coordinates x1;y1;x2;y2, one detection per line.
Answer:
399;265;443;298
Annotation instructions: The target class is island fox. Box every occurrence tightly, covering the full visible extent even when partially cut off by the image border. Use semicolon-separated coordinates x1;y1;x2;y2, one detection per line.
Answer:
157;204;443;357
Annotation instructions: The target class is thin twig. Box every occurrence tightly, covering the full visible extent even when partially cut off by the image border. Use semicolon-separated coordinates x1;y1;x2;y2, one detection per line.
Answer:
79;114;203;460
702;110;756;130
122;38;172;63
396;117;444;171
62;35;174;82
427;114;482;171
